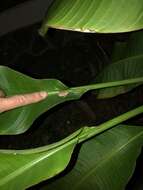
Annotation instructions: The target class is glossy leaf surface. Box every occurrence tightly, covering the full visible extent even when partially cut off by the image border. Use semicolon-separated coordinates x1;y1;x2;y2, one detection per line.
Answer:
0;105;143;189
45;125;143;190
0;129;81;190
40;0;143;35
0;66;69;134
1;66;142;134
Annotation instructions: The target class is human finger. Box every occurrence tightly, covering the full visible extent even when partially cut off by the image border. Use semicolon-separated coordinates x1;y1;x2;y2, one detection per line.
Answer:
0;91;48;113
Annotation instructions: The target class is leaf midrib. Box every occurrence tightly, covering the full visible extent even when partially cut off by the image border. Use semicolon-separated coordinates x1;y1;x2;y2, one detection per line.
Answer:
0;139;76;187
74;130;143;189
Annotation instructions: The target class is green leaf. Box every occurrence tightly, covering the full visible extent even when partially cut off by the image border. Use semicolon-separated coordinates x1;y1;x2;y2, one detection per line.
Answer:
0;66;70;135
96;31;143;99
0;129;81;190
0;105;143;190
1;66;142;135
44;125;143;190
96;58;143;98
40;0;143;35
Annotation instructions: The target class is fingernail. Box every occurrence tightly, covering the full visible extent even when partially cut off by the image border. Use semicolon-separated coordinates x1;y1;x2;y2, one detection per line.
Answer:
39;91;48;98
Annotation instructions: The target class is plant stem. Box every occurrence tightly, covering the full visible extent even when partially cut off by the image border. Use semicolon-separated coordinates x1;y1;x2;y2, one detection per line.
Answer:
79;105;143;143
70;77;143;97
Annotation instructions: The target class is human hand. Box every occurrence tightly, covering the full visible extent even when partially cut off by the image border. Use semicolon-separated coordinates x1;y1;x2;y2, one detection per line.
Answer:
0;90;48;113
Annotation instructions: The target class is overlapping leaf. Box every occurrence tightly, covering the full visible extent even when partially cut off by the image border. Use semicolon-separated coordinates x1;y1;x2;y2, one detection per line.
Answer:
40;0;143;35
0;66;94;135
0;66;69;134
96;31;143;99
0;129;81;190
0;104;143;189
44;125;143;190
1;66;142;135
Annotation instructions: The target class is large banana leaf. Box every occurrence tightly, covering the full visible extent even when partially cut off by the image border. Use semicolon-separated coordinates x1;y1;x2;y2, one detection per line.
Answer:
40;0;143;35
0;104;143;190
43;124;143;190
1;66;142;135
0;129;81;190
96;31;143;99
1;81;142;189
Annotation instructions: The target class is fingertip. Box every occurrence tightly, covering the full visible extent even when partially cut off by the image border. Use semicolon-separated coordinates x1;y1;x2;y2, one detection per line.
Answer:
39;91;48;99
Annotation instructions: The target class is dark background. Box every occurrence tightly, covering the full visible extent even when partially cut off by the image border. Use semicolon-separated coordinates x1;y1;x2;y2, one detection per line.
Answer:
0;1;143;189
0;0;27;11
